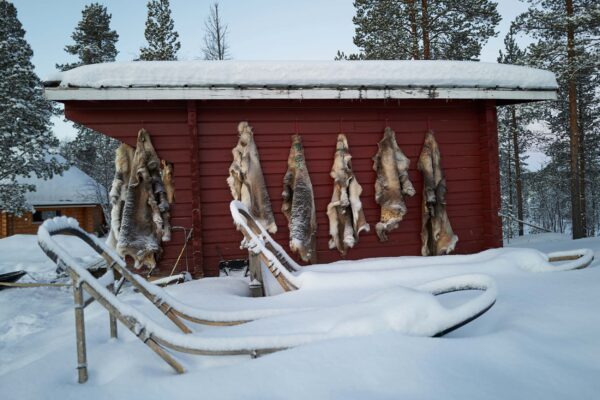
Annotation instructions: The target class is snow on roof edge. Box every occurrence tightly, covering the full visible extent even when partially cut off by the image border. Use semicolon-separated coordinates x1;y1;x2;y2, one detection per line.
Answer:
44;60;558;92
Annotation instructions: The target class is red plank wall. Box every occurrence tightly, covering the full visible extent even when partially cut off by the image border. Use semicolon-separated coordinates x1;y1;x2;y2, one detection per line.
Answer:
64;99;502;277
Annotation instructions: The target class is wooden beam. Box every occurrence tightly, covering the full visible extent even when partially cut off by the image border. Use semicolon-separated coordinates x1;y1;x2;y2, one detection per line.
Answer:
187;100;204;277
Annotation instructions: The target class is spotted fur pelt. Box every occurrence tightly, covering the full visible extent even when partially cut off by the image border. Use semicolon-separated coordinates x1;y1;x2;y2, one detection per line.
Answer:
327;134;369;254
107;129;172;269
282;134;317;263
372;127;416;241
417;130;458;256
227;121;277;233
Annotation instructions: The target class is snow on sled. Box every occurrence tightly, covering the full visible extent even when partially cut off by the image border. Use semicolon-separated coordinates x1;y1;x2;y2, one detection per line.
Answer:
230;200;594;295
0;270;27;290
37;216;496;382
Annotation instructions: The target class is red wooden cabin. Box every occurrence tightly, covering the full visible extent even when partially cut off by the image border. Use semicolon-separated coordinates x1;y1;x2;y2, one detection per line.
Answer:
44;61;557;277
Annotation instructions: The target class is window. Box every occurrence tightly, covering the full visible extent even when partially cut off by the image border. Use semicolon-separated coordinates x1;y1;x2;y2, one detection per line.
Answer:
32;210;62;223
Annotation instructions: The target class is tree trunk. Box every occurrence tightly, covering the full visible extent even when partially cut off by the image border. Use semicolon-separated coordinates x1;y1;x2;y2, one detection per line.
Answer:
577;86;587;235
421;0;430;59
408;0;420;59
566;0;584;239
511;107;524;236
506;126;513;239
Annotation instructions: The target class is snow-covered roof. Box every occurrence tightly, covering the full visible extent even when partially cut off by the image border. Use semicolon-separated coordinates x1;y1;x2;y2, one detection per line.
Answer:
16;155;104;207
44;60;558;102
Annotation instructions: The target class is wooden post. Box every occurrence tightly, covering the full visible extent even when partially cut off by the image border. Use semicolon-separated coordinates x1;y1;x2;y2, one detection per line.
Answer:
73;280;88;384
108;281;118;339
248;252;264;297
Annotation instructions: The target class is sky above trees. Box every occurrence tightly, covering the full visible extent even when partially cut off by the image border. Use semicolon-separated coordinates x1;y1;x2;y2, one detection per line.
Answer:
13;0;529;141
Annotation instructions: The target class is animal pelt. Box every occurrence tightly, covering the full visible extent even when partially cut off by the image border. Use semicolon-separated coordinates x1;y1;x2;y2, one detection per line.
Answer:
282;134;317;263
417;130;458;256
372;127;416;241
107;129;172;270
327;134;369;255
161;160;175;205
227;121;277;234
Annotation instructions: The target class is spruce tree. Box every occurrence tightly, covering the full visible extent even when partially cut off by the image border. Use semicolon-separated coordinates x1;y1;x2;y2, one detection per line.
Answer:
515;0;600;238
340;0;500;60
56;3;118;71
139;0;181;61
57;2;120;223
0;1;65;214
202;2;229;60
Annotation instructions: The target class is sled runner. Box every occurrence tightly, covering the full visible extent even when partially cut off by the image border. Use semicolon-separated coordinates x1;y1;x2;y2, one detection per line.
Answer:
38;216;497;383
230;201;594;294
0;270;27;290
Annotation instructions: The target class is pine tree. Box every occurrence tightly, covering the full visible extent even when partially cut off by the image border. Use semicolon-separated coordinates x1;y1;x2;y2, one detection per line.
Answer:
340;0;500;60
497;27;531;237
515;0;600;238
0;1;65;214
139;0;181;61
57;2;120;223
56;3;118;71
202;2;230;60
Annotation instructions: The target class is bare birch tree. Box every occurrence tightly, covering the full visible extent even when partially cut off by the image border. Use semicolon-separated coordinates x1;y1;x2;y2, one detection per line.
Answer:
202;2;229;60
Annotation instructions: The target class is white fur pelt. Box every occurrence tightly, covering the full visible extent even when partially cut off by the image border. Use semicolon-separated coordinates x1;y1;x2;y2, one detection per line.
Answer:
107;129;172;270
327;134;369;255
418;130;458;256
372;127;416;241
282;134;317;263
227;121;277;233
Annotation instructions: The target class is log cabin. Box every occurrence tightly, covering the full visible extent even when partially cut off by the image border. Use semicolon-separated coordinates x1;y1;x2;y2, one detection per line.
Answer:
1;157;106;238
43;60;557;277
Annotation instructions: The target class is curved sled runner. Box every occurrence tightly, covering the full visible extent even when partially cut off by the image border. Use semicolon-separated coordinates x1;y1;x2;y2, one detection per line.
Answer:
38;217;496;383
230;200;594;293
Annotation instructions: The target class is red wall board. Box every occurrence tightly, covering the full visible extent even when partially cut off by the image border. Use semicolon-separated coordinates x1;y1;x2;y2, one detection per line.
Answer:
63;99;502;277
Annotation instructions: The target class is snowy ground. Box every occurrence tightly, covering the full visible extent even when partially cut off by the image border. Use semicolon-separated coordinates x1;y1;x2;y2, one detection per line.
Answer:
1;232;599;399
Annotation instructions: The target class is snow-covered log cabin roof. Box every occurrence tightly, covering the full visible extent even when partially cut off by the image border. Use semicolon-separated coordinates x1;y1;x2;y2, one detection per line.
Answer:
44;60;558;102
15;156;105;208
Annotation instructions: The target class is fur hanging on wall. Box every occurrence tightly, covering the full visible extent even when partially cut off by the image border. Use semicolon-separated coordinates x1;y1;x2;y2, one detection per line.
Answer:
327;134;369;254
417;130;458;256
227;121;277;233
372;127;416;241
282;134;317;263
106;129;173;269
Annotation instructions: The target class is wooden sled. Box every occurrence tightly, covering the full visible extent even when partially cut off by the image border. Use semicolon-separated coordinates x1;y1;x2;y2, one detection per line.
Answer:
230;200;594;292
0;270;27;290
38;216;497;383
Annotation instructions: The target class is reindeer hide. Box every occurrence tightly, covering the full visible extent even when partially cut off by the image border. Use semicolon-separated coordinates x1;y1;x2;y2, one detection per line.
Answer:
282;134;317;263
227;121;277;233
161;160;175;205
372;127;416;241
417;130;458;256
327;134;369;254
108;129;172;269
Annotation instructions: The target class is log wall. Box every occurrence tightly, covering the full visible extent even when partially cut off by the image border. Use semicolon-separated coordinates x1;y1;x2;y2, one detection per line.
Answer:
64;99;503;277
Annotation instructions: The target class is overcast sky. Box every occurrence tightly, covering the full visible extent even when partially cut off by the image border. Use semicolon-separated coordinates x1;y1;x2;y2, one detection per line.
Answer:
13;0;531;141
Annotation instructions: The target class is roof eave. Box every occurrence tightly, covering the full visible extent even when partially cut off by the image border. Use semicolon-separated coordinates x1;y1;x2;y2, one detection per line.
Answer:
44;86;557;102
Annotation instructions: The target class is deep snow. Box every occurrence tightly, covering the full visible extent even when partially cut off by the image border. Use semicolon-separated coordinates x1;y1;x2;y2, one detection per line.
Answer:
0;232;599;399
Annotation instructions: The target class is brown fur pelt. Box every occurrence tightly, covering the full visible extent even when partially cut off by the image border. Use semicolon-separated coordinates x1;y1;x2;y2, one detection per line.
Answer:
327;134;369;254
372;127;416;241
417;130;458;256
108;129;172;269
161;160;175;204
227;121;277;233
282;134;317;263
